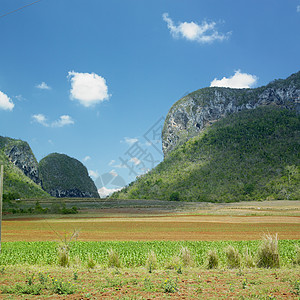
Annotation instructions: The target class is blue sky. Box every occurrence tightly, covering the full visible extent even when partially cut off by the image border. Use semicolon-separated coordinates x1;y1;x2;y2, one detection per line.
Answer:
0;0;300;196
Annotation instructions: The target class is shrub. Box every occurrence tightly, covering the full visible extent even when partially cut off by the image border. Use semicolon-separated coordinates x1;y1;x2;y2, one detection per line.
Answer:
257;234;280;268
145;250;158;272
225;245;241;269
206;250;219;269
180;246;194;267
107;248;121;268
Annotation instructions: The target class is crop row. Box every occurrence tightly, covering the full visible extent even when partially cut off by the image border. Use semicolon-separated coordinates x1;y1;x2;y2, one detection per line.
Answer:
0;240;299;267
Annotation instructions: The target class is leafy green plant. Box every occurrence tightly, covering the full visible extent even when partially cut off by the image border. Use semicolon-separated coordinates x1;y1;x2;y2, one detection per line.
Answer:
51;278;75;295
162;278;178;293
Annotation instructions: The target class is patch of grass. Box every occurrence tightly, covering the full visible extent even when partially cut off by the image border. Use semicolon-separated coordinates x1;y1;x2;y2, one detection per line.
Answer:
180;246;194;267
225;245;241;269
257;234;280;268
145;250;158;273
206;249;219;269
107;248;121;268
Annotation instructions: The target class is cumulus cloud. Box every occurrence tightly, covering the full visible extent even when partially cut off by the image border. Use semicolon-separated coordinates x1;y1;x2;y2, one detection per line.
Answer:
83;156;91;162
51;115;74;128
129;157;141;165
162;13;230;43
108;159;115;166
0;91;14;111
68;71;110;107
297;5;300;12
89;170;99;178
121;137;139;145
98;186;122;198
32;114;48;126
109;170;118;177
210;70;258;89
36;82;51;90
32;114;74;128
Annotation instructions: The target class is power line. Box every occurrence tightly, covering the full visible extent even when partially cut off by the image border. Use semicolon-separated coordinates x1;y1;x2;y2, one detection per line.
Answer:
0;0;43;19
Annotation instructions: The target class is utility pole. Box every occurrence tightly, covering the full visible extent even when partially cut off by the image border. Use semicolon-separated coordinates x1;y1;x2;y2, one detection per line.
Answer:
0;165;3;253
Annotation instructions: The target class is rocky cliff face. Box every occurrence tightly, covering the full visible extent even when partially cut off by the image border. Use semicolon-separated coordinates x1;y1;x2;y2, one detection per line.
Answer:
162;71;300;156
39;153;100;198
0;136;41;185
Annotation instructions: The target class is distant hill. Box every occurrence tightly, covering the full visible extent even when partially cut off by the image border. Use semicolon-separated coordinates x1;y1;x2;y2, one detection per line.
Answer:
113;106;299;202
0;136;50;199
39;153;99;198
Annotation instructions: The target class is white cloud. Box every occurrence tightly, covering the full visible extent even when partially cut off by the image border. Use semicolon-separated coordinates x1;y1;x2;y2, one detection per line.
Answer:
32;114;74;128
51;115;74;128
210;70;258;89
68;71;110;107
162;13;230;43
32;114;48;126
108;159;115;166
89;170;99;178
98;186;122;198
121;137;139;145
0;91;14;111
297;5;300;12
109;170;118;177
36;82;51;90
83;156;91;162
129;157;141;165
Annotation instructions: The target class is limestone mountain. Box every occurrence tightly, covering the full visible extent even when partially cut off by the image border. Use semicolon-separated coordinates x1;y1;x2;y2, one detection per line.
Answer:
113;71;300;202
0;136;50;199
162;71;300;156
39;153;99;198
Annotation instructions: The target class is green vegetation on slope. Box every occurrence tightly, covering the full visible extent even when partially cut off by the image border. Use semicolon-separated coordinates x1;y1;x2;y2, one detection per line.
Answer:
0;151;50;199
39;153;99;198
114;106;300;202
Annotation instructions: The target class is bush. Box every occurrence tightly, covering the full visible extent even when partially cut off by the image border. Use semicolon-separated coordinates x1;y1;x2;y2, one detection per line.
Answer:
206;250;219;269
107;248;121;268
225;245;241;269
257;234;280;268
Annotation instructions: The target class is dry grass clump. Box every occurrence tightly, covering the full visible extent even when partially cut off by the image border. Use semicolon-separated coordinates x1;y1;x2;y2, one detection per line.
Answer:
107;248;121;268
165;255;181;270
145;250;158;272
225;245;241;269
180;247;194;267
243;247;255;268
257;234;280;268
206;249;219;269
